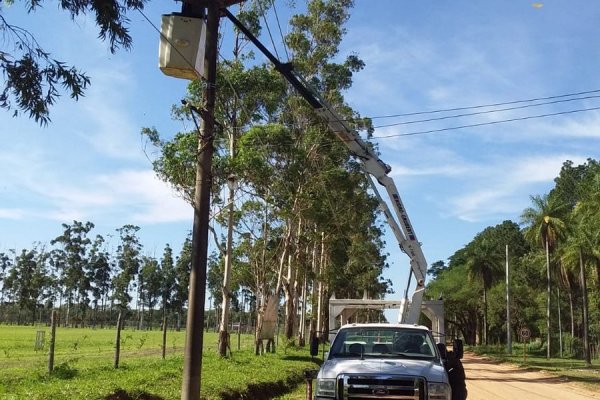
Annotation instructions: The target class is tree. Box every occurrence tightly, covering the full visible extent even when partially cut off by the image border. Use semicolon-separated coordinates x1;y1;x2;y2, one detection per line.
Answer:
88;235;112;327
172;234;192;329
4;247;49;324
139;255;161;328
159;244;176;322
428;260;447;279
112;225;142;311
0;251;13;309
144;0;387;354
50;220;95;326
521;193;568;358
0;0;146;124
464;229;504;345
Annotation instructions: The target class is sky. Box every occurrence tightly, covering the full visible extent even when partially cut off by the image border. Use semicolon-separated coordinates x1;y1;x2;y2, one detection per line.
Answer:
1;1;600;312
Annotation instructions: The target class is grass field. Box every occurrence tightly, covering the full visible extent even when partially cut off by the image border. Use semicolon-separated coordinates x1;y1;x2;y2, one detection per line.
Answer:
0;325;319;400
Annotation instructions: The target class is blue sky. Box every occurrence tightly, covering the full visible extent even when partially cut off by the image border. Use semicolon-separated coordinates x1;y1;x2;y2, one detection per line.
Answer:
1;1;600;306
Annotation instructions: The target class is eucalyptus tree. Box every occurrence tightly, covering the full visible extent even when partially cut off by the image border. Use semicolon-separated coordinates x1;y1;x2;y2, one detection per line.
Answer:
0;251;13;311
112;225;142;313
159;244;177;325
172;235;193;328
50;220;95;326
521;194;568;358
4;247;49;324
265;0;377;339
138;255;162;329
88;235;112;327
1;0;146;124
144;0;384;350
143;1;287;356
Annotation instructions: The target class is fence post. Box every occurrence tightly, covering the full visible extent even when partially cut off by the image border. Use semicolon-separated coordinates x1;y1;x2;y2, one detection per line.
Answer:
48;310;57;374
114;311;123;369
162;313;167;359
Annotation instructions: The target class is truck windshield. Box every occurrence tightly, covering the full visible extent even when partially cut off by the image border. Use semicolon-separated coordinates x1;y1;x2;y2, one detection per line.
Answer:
329;327;437;360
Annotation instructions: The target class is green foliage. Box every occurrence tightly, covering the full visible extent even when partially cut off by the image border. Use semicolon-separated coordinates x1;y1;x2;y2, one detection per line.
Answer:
429;158;600;361
0;0;146;124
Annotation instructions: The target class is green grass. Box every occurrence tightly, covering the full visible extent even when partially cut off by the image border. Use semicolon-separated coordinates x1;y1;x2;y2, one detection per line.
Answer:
469;344;600;391
0;325;319;399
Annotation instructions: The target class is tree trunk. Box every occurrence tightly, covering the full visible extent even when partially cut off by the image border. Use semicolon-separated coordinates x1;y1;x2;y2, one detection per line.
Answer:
568;291;574;338
316;232;325;338
297;268;308;346
545;238;551;359
580;248;591;366
162;306;167;359
483;285;488;346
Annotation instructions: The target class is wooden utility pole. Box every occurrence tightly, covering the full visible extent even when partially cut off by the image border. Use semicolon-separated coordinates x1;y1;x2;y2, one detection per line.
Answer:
178;1;246;398
181;0;219;399
506;244;512;355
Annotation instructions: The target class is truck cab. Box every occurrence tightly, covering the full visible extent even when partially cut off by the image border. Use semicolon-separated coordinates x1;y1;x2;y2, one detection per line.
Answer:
314;323;454;400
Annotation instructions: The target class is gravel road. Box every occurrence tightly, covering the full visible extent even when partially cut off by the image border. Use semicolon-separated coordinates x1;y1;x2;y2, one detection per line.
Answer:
463;353;600;400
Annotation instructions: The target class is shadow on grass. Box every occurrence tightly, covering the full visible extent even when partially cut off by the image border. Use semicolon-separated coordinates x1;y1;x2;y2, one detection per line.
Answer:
104;389;164;400
281;355;322;365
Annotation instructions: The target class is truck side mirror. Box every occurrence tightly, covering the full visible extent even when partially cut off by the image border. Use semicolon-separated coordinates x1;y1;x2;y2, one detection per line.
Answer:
310;336;320;357
436;343;447;359
453;339;463;359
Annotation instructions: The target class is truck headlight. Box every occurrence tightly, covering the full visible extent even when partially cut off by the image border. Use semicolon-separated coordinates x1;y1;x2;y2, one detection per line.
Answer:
315;378;336;398
428;382;451;400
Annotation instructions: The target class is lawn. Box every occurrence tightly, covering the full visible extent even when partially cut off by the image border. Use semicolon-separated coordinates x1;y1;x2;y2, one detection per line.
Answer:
0;325;319;400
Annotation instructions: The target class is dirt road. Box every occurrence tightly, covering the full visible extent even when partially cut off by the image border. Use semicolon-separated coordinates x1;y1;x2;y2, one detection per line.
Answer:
463;353;600;400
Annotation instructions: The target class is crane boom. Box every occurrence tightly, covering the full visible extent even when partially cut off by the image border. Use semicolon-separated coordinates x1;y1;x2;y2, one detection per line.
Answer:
224;9;427;324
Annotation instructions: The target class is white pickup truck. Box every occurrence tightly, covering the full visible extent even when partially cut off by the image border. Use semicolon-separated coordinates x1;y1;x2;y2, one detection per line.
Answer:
312;323;466;400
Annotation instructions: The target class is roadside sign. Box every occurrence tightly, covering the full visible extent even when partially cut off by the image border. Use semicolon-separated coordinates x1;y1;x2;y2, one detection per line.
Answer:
519;327;531;340
519;327;530;364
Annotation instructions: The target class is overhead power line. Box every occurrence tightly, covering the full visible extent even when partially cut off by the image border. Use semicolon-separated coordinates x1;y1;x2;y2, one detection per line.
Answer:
373;106;600;139
367;88;600;120
373;94;600;129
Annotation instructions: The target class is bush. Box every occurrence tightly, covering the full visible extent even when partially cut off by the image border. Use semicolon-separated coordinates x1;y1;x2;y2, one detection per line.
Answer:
563;334;583;359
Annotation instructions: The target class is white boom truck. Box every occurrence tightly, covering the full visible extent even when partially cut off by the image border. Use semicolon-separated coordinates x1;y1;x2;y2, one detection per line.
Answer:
224;9;466;400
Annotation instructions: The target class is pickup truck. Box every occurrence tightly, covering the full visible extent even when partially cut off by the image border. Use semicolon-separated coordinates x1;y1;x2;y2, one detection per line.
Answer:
312;323;466;400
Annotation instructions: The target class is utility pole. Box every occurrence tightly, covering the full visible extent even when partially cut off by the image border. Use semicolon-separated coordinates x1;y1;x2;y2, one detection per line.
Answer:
177;1;246;398
505;244;512;355
181;0;219;399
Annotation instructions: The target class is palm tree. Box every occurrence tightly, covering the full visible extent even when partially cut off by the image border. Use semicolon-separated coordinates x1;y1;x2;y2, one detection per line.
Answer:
521;194;568;359
570;182;600;366
465;236;504;346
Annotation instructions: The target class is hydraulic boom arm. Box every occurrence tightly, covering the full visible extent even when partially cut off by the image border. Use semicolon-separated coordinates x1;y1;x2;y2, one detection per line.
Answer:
224;9;427;324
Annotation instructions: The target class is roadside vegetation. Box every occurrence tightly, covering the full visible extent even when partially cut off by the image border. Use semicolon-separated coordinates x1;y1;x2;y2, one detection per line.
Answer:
427;159;600;366
0;325;318;400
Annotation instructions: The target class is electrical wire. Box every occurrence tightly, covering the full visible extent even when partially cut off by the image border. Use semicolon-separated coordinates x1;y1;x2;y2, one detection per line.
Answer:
270;0;290;62
373;106;600;138
138;7;600;145
367;88;600;120
257;0;280;60
373;94;600;129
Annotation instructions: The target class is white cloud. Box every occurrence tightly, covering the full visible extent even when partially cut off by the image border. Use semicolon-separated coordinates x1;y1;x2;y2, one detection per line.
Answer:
445;153;588;222
0;209;25;219
94;169;192;223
